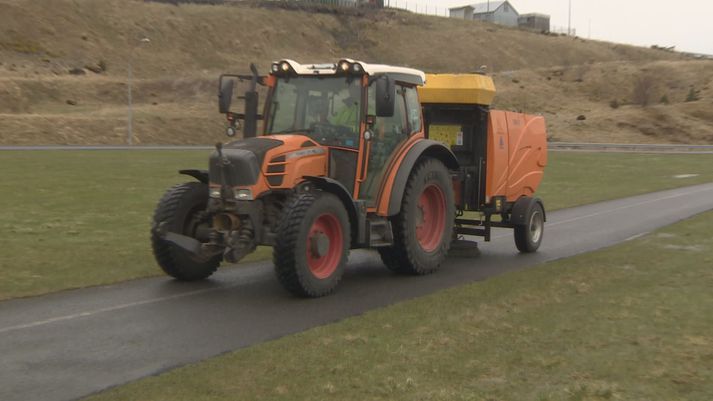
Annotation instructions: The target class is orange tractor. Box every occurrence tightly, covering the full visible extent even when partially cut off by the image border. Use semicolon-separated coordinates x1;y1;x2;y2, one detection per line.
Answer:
151;59;547;297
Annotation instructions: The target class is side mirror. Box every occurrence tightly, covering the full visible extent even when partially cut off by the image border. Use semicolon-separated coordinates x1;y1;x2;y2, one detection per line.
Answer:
218;78;235;114
375;75;395;117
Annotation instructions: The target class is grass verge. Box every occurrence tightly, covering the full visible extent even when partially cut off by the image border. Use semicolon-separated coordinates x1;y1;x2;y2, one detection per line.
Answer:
85;210;713;401
0;150;270;300
1;151;712;300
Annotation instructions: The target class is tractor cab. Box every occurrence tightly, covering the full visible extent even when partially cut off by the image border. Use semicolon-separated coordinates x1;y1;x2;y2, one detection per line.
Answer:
217;59;427;205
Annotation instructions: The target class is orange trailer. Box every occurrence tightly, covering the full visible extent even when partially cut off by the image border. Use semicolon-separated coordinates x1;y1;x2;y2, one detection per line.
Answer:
418;73;547;244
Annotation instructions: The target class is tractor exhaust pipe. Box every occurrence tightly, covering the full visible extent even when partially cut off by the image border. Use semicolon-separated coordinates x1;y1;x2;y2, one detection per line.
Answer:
243;64;260;138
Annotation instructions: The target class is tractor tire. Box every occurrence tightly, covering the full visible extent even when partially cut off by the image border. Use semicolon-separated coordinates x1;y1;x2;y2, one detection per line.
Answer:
273;192;350;297
151;182;221;281
378;158;454;275
514;200;544;253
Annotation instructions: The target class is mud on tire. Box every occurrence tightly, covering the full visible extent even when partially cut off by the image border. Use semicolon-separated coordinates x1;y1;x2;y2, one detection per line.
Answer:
378;158;455;275
151;182;221;281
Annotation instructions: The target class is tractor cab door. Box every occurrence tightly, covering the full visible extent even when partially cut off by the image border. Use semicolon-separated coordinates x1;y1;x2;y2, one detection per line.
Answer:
358;82;421;205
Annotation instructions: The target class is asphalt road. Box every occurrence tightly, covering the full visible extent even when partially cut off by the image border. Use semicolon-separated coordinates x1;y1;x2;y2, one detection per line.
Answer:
2;183;713;401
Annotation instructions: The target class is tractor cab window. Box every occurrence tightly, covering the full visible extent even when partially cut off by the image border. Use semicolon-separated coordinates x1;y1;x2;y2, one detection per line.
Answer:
360;82;409;203
404;86;422;134
266;76;362;149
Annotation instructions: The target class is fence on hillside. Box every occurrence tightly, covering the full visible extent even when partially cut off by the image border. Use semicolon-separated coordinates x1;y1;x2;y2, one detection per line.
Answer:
146;0;576;35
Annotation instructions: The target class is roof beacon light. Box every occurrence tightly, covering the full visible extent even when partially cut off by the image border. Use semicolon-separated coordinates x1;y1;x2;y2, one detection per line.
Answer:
339;61;351;72
352;63;362;73
281;62;291;72
271;63;280;73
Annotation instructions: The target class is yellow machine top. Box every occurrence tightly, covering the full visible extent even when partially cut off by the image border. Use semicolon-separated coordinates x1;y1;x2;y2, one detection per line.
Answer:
418;73;496;106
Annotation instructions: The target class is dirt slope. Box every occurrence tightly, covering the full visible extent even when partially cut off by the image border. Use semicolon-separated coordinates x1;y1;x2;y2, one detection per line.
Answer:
0;0;711;145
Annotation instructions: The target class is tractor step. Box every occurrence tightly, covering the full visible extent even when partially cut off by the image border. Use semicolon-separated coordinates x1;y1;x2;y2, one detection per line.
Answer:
367;218;393;247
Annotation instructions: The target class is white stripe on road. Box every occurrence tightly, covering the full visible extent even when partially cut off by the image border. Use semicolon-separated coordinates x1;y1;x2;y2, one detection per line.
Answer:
0;285;234;335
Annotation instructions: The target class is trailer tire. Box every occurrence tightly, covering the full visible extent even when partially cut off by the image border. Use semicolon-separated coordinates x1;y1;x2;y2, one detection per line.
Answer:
151;182;221;281
514;200;544;253
379;158;454;275
273;192;350;297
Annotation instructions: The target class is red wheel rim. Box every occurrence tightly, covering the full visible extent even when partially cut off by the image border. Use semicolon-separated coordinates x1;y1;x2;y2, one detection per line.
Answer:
306;213;343;279
415;184;446;252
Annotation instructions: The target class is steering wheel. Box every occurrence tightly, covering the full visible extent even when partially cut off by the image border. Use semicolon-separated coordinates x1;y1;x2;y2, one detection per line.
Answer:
311;122;354;147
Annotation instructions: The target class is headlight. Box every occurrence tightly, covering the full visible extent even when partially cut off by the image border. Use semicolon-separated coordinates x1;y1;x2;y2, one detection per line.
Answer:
210;188;221;198
234;189;253;200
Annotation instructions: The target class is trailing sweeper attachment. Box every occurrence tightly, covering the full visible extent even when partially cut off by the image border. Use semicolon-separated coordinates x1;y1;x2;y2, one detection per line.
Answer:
150;59;547;297
419;73;548;250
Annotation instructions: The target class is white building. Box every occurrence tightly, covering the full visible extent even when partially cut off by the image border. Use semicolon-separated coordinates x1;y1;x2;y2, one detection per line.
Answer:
449;1;520;28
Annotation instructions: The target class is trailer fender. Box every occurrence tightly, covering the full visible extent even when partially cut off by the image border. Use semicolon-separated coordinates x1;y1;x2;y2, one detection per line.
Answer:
510;196;546;225
386;139;459;216
179;169;209;184
303;176;363;246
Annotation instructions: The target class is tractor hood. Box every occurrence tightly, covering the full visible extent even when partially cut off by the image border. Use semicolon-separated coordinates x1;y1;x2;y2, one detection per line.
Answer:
209;137;284;187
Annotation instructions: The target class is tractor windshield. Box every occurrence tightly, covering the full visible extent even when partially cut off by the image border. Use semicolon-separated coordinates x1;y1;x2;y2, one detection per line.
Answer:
266;76;362;148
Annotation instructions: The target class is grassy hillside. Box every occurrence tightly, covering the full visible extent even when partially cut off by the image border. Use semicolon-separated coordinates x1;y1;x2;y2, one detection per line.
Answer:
0;0;711;144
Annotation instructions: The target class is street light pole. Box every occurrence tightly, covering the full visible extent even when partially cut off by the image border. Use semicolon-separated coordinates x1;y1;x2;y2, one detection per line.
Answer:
568;0;572;36
127;37;150;146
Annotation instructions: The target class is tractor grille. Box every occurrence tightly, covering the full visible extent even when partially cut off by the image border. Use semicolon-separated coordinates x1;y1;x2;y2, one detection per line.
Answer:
265;155;286;187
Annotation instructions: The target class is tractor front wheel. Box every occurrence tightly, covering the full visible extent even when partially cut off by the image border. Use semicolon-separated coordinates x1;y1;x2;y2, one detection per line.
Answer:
379;158;454;275
273;192;350;297
151;182;221;281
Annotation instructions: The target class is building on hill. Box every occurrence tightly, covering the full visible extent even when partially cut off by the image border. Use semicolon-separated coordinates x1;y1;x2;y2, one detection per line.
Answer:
449;1;519;27
518;13;550;32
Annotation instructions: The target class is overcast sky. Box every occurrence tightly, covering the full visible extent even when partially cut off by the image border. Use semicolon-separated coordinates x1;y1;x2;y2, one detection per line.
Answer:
390;0;713;55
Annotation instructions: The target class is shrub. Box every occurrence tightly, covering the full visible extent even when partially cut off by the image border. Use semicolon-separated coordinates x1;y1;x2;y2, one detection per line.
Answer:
609;99;620;109
686;88;701;102
660;94;669;104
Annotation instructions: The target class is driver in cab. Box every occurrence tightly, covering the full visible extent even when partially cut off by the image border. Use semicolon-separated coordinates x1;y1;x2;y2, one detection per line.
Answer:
328;84;361;147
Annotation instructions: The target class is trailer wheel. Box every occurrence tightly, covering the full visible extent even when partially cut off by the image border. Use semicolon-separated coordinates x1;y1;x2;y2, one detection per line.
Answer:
514;201;544;253
151;182;221;281
273;192;350;297
379;158;454;275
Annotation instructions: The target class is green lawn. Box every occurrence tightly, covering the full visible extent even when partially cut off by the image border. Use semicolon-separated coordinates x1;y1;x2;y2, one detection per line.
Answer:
536;152;713;210
0;150;270;300
85;210;713;401
1;151;712;300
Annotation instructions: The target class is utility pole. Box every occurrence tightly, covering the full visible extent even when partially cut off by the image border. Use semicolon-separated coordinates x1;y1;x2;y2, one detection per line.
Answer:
127;37;150;146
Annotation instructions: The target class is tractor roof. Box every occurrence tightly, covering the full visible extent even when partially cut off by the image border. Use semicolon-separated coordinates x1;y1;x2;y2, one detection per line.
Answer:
273;59;426;86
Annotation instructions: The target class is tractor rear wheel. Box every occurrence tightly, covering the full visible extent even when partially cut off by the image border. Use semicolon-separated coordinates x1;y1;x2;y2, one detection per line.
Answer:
273;192;350;297
151;182;221;281
514;200;544;253
379;158;454;275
